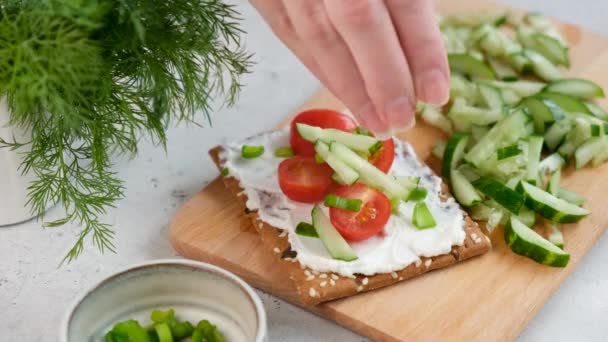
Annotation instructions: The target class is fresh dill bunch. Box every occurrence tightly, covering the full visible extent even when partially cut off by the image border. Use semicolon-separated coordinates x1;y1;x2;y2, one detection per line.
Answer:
0;0;253;262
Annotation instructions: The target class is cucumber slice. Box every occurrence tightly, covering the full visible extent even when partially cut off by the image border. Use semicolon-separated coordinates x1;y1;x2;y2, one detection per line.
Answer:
487;57;518;81
478;83;505;109
524;50;561;81
584;101;608;120
558;188;586;206
544;78;605;100
525;136;544;185
448;53;496;80
470;202;495;221
450;74;479;104
507;52;533;75
546;168;561;196
311;205;357;261
473;177;524;214
486;80;546;97
520;97;563;133
505;216;570;267
536;92;593;115
330;142;409;199
418;103;453;134
518;181;590;223
517;206;537;227
532;33;570;67
574;137;606;169
471;125;490;142
465;108;532;168
548;222;565;249
539;153;566;174
457;163;481;182
431;142;446;159
315;141;360;186
496;144;523;160
544;118;572;151
448;99;503;131
297;123;379;154
451;169;482;207
442;133;469;180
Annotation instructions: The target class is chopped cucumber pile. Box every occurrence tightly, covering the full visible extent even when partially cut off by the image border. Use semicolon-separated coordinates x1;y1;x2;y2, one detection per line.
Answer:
425;11;604;267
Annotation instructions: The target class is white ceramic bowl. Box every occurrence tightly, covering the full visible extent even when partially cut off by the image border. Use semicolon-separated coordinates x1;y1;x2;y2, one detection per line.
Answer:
60;259;267;342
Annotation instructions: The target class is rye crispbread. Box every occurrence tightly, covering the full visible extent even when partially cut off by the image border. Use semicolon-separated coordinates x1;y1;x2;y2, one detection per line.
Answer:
209;144;490;306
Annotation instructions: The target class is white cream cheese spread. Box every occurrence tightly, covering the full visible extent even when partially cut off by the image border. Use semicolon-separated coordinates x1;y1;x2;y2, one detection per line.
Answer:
220;129;466;277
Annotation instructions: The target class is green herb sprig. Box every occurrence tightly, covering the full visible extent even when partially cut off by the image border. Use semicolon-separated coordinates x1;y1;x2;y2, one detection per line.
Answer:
0;0;253;262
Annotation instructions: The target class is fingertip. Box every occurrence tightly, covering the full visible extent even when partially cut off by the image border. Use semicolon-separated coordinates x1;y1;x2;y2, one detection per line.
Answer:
356;102;391;138
385;96;416;133
415;69;450;106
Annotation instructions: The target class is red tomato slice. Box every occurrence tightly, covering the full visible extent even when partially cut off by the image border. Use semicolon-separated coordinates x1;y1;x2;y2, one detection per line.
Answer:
329;183;391;241
290;109;357;156
278;156;334;203
368;138;395;173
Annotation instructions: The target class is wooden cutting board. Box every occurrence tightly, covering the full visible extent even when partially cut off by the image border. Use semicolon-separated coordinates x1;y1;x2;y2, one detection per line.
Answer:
170;1;608;340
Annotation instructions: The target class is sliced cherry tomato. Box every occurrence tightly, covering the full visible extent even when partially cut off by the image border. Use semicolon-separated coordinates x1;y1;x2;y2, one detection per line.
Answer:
368;138;395;173
290;109;357;156
278;156;334;203
329;183;391;241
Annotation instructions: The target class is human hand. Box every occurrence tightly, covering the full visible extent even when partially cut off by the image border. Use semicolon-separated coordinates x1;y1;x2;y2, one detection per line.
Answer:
251;0;450;137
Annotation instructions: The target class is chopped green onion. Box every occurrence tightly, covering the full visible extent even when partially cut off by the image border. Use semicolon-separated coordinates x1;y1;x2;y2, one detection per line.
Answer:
151;309;175;324
407;187;428;201
496;144;522;160
155;323;173;342
274;146;295;158
314;153;325;163
221;167;229;176
412;202;436;229
591;124;601;137
295;222;319;238
194;320;224;342
368;140;384;155
105;320;149;342
172;321;195;340
355;126;374;137
241;145;264;159
324;194;362;212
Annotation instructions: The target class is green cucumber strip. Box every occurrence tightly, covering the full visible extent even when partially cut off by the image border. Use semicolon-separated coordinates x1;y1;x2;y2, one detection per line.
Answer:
311;205;357;261
487;57;518;81
548;222;565;248
432;142;446;159
544;78;604;100
241;145;265;159
442;12;508;27
315;141;359;185
448;53;496;80
221;167;229;176
547;168;561;196
450;74;479;104
471;125;490;142
331;172;346;185
526;136;544;185
507;52;534;75
470;202;494;221
505;216;570;267
395;175;421;191
355;126;374;137
418;103;453;133
524;50;562;81
575;137;606;169
519;181;590;223
274;146;295;158
521;97;564;133
448;99;503;131
412;202;436;230
407;188;428;202
478;83;505;109
324;194;362;212
536;92;593;115
465;108;532;168
558;188;586;206
297;123;379;154
330;142;408;198
517;206;537;227
486;80;546;97
585;101;608;120
496;144;522;160
474;177;524;214
294;221;318;238
451;169;482;207
544;118;572;151
442;133;469;180
592;138;608;166
532;33;570;67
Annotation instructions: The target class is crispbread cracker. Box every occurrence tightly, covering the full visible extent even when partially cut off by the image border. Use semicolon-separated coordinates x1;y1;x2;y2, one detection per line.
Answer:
210;145;491;305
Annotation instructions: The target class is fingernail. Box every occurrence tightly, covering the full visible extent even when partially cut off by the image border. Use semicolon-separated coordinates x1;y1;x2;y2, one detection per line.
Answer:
357;102;390;137
385;96;416;133
416;69;449;105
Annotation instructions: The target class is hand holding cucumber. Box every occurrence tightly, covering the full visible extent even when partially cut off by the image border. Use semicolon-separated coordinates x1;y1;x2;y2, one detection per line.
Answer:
251;0;450;137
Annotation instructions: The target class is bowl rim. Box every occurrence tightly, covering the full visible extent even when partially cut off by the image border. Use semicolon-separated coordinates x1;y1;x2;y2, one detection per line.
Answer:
59;258;267;342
